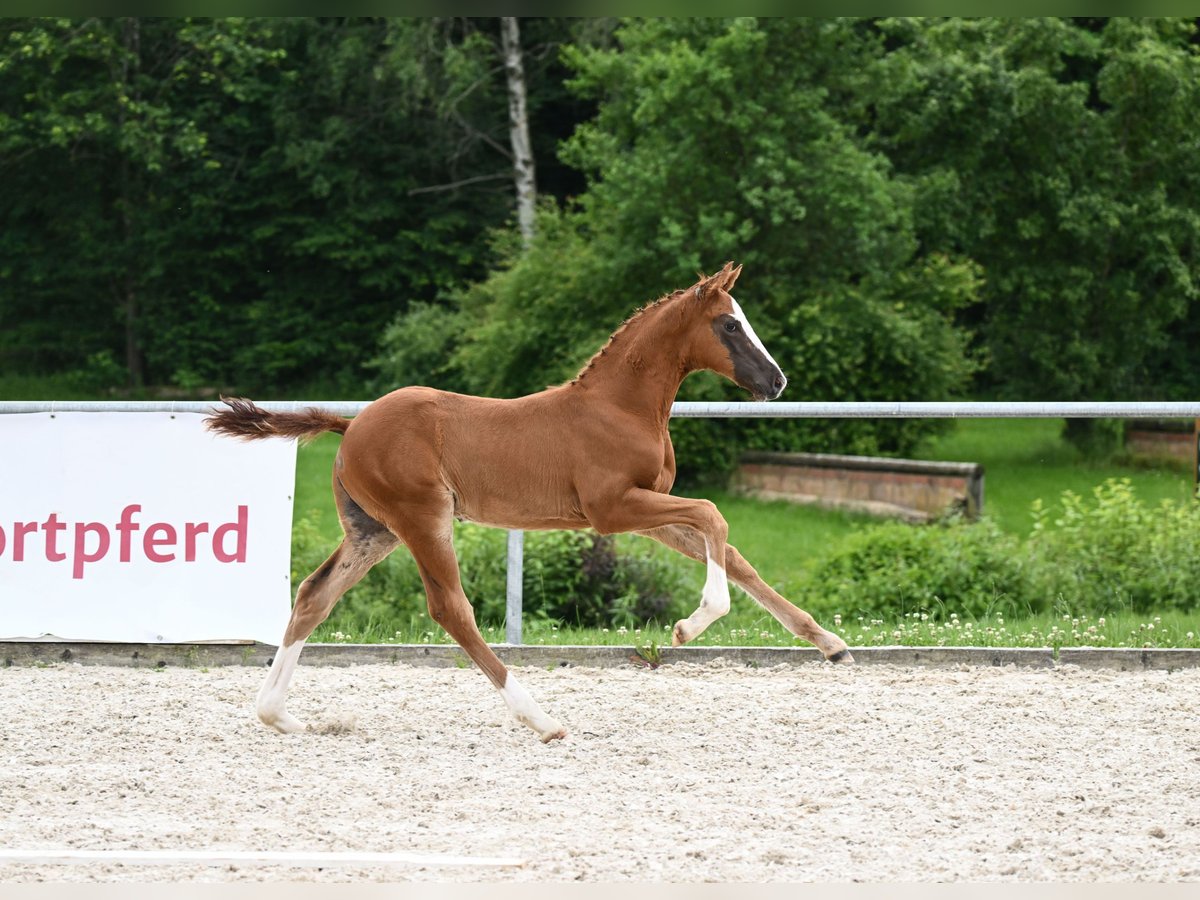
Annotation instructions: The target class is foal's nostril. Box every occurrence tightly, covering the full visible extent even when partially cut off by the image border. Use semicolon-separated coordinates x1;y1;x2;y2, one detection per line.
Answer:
773;375;784;391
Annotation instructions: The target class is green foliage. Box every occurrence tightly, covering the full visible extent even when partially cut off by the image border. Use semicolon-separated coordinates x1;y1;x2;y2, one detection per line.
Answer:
1029;479;1200;614
872;18;1200;451
0;17;585;393
371;302;469;393
428;206;606;397
803;478;1200;621
803;517;1036;620
1061;418;1125;459
0;17;287;384
8;16;1200;481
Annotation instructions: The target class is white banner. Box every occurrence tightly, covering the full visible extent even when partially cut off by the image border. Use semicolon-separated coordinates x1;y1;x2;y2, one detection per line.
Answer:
0;412;295;643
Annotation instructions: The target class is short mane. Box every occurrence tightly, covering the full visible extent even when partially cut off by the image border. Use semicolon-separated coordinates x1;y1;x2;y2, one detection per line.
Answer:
569;263;740;385
570;289;687;385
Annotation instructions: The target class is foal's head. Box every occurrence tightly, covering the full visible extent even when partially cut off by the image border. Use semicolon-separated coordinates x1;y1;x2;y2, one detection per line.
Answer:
684;262;787;401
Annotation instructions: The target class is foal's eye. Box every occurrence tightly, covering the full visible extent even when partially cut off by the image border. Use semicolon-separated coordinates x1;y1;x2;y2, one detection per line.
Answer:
724;321;739;333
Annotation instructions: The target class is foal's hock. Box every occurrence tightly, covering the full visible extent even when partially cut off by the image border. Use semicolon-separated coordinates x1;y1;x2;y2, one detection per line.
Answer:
206;262;853;743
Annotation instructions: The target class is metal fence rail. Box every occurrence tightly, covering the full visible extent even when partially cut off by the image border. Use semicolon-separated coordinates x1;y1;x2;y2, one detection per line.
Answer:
5;399;1198;644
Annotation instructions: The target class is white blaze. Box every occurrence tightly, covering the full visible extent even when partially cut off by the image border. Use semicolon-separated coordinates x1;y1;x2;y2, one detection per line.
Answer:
730;296;785;388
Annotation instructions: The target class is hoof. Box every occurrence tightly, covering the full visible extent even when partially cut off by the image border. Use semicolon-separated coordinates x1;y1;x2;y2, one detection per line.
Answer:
671;620;689;647
258;707;307;734
826;648;855;665
540;728;568;744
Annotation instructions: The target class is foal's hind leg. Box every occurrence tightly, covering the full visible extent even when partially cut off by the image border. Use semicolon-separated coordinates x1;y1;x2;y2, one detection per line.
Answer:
398;507;566;743
257;483;399;733
638;525;854;663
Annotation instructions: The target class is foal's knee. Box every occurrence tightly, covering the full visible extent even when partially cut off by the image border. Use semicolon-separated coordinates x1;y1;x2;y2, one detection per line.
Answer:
701;502;728;544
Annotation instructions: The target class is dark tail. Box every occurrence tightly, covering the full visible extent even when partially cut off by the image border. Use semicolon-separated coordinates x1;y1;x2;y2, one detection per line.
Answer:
204;396;349;443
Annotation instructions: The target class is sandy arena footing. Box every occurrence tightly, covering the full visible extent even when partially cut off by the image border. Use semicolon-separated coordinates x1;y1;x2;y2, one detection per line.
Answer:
1;660;1198;882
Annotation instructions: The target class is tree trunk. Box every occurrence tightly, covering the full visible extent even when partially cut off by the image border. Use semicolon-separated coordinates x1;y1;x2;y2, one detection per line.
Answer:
500;17;536;247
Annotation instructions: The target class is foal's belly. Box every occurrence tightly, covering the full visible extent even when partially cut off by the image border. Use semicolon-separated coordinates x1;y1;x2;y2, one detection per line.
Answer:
443;467;591;532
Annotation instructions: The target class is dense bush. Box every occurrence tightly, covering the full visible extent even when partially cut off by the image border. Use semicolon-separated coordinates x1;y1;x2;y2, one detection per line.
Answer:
1028;479;1200;614
801;517;1037;620
874;18;1200;453
433;20;980;484
802;479;1200;621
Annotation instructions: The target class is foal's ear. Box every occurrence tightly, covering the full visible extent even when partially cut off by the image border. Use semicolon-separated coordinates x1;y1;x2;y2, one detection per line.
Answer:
693;261;743;301
724;263;743;292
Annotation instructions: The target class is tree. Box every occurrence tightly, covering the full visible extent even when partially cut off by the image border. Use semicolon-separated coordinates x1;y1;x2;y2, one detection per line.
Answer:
871;17;1200;448
373;17;604;393
0;17;283;387
1;18;589;393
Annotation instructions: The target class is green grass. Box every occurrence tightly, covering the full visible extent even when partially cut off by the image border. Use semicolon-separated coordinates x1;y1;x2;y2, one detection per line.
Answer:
315;610;1200;650
294;433;342;543
914;418;1193;535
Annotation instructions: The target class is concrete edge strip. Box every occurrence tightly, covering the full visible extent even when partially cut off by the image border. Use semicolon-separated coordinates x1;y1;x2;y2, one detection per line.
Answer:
2;642;1199;671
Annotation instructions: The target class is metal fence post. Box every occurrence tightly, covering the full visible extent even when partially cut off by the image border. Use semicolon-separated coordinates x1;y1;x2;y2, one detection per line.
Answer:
505;529;524;645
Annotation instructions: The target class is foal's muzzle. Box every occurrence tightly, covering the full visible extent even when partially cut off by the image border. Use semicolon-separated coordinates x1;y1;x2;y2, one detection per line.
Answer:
750;368;787;402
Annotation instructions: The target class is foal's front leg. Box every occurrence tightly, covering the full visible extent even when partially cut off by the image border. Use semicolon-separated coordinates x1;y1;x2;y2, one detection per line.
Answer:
584;488;732;646
403;520;567;743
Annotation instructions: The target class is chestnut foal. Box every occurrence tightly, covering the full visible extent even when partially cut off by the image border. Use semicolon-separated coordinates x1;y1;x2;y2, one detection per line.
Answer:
206;262;852;743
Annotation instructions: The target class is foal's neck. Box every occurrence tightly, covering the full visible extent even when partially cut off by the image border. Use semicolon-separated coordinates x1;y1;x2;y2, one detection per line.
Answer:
567;296;693;426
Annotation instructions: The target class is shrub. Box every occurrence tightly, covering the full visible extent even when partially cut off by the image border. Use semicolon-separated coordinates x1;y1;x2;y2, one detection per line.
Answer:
800;478;1200;623
1029;478;1200;613
801;517;1038;621
371;301;469;394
